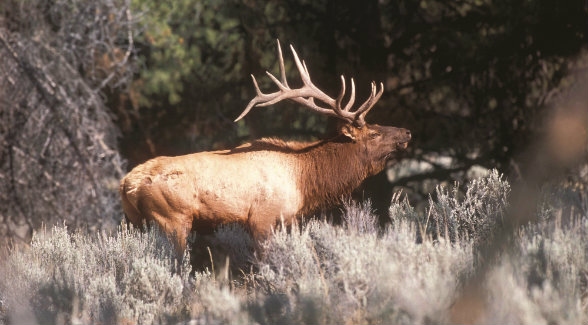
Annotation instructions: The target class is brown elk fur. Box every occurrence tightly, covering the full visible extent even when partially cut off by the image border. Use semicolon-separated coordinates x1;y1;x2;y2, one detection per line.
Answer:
120;124;410;253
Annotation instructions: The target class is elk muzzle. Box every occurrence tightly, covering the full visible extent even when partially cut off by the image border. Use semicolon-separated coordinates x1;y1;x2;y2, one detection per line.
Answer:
396;129;411;150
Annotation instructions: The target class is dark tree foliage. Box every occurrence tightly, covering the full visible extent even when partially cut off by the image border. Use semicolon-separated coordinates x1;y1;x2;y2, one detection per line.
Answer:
121;0;587;205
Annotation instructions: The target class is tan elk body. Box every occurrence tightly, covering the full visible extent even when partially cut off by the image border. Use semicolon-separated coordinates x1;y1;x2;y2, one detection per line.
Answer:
120;41;411;252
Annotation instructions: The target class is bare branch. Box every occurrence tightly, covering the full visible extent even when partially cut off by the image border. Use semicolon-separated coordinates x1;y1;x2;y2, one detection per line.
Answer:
0;0;137;246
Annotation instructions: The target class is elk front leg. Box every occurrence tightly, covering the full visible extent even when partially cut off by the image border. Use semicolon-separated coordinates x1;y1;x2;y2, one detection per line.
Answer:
137;202;191;258
146;211;190;256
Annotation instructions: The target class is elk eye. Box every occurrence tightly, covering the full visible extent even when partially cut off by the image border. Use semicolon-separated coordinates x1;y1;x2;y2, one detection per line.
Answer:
369;132;380;139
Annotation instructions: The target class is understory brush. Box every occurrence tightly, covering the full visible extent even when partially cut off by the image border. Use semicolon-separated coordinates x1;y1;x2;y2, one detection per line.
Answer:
1;169;586;324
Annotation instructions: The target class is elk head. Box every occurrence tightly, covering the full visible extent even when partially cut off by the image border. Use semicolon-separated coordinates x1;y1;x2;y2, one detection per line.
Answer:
235;40;411;168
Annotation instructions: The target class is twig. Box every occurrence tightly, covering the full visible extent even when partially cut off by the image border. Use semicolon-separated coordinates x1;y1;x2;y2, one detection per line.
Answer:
207;246;215;278
309;241;330;301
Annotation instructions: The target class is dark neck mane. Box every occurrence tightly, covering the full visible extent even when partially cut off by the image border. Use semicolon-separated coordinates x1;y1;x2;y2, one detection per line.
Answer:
293;137;374;215
224;136;383;214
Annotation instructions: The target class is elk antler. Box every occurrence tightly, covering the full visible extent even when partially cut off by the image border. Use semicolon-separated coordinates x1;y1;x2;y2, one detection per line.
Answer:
235;40;384;128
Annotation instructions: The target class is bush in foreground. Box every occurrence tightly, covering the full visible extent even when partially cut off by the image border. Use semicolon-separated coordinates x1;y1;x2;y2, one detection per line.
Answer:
1;170;586;324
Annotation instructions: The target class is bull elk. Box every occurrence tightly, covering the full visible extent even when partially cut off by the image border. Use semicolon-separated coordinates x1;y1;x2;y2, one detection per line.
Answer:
120;40;411;253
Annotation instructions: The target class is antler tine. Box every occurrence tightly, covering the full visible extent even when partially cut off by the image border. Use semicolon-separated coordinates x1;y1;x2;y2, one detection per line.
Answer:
290;45;312;87
361;81;384;115
355;82;376;114
367;82;384;112
251;74;263;95
343;78;356;112
302;60;310;78
265;70;289;91
355;82;384;125
346;82;376;126
235;75;267;122
289;44;337;107
276;39;288;87
335;75;346;114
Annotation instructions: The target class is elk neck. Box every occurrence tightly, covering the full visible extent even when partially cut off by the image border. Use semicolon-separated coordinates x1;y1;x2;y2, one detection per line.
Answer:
294;136;382;215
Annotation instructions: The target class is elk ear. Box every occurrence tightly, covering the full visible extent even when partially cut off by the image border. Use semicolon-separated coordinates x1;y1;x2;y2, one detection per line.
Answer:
340;124;360;141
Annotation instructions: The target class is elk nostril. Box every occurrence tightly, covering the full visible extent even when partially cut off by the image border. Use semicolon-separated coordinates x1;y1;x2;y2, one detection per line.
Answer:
405;130;411;138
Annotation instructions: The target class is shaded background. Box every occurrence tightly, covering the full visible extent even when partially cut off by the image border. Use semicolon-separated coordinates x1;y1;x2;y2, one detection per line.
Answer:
0;0;586;246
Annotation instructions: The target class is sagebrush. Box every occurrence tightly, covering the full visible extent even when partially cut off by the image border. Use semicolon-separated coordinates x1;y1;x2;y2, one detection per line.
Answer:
1;170;586;324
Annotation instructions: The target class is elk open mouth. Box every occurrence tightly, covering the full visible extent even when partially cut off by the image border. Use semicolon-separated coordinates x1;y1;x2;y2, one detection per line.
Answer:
396;141;409;150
